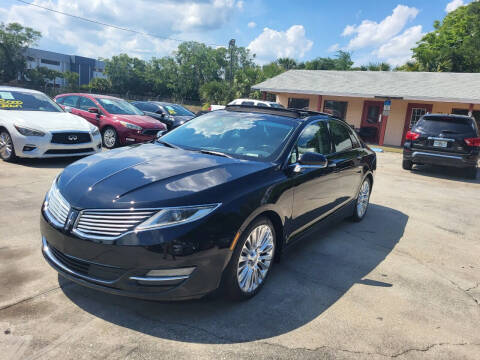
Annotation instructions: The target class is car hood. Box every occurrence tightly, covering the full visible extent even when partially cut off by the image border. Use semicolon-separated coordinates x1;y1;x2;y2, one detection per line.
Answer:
111;114;166;129
1;111;92;132
58;143;272;209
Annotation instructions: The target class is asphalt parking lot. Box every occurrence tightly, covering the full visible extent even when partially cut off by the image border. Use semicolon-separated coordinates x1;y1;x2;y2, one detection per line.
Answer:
0;151;479;360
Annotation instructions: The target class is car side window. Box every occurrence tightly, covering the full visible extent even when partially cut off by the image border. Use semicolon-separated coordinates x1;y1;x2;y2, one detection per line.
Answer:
329;120;353;153
347;126;362;148
290;122;332;163
63;96;79;108
78;97;97;111
55;97;64;105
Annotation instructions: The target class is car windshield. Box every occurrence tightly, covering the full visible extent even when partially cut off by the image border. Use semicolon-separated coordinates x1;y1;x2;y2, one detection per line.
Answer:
415;116;477;135
160;110;297;161
96;98;144;115
0;90;62;112
163;104;194;116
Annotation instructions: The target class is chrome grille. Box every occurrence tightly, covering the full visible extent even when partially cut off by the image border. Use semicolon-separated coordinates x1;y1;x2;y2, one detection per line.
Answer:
73;209;157;239
45;183;71;227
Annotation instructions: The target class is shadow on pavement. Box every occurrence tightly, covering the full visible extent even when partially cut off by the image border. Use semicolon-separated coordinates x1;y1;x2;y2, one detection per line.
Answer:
12;156;84;169
411;164;479;184
61;203;408;344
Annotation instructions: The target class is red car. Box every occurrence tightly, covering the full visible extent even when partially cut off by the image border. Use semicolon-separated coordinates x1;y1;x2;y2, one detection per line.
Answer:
54;93;166;149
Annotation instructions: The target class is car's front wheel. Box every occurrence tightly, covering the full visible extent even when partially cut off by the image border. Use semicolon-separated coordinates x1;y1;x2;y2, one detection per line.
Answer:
223;217;276;300
102;127;118;149
402;159;413;170
0;130;17;162
351;178;371;222
465;166;478;180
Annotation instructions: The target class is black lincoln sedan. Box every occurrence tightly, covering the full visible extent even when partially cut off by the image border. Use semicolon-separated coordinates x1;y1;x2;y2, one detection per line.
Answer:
40;106;376;301
131;101;195;130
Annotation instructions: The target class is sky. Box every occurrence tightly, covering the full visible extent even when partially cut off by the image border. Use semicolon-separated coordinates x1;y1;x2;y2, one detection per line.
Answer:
0;0;473;66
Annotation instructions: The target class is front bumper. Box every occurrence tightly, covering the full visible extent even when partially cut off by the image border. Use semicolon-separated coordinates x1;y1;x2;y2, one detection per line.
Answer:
117;128;163;145
403;149;478;168
14;133;102;158
40;213;232;301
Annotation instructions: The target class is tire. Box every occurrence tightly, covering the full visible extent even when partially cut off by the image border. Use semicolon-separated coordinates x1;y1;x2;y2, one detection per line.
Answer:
465;167;478;180
351;177;371;222
402;159;413;170
223;217;276;300
0;130;17;162
102;127;118;149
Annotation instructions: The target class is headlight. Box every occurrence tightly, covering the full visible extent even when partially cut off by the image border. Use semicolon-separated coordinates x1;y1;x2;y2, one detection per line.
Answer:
14;125;45;137
119;121;142;131
90;126;100;136
136;204;220;231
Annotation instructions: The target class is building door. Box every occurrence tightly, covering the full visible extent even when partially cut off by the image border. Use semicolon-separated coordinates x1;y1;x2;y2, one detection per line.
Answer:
360;101;384;144
401;103;433;145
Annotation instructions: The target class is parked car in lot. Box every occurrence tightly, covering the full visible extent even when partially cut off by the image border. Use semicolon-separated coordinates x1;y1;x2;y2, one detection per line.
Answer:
131;101;195;130
54;94;166;149
40;105;376;301
403;114;479;179
228;98;285;108
0;87;102;162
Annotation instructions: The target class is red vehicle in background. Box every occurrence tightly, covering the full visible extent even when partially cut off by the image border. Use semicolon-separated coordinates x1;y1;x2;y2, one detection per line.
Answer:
54;93;166;149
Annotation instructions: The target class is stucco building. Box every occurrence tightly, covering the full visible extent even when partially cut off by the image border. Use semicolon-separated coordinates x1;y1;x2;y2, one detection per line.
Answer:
253;70;480;146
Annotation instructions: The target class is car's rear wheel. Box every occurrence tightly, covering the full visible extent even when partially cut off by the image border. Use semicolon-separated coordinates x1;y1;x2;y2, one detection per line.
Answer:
102;127;118;149
465;166;478;180
223;217;276;300
402;159;413;170
0;130;17;162
351;178;371;222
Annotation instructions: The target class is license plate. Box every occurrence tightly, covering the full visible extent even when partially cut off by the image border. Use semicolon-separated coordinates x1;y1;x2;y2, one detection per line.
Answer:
433;140;447;148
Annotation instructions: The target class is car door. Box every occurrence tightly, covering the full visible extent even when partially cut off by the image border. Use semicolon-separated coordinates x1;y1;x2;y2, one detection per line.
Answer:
289;121;340;236
74;96;101;126
327;120;363;199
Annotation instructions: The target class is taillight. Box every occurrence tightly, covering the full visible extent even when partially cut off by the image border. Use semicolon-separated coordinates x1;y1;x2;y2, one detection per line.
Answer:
405;131;420;141
464;137;480;147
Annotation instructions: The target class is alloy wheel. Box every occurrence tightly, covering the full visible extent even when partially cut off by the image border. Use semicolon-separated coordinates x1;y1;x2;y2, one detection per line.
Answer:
356;179;370;218
103;128;117;148
0;131;13;160
237;224;275;294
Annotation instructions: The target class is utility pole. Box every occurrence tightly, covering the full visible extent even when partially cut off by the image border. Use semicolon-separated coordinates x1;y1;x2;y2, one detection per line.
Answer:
228;39;235;86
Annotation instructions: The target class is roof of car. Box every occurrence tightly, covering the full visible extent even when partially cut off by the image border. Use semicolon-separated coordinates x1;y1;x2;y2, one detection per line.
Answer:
225;104;332;120
0;86;43;94
423;113;474;120
56;93;121;100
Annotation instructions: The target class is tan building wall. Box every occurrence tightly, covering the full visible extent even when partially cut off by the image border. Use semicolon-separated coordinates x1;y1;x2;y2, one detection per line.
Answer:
272;92;480;147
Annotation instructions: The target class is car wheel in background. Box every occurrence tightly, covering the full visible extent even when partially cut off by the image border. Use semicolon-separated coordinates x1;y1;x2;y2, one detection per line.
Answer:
102;127;118;149
402;160;413;170
223;217;276;300
465;166;478;180
351;177;371;222
0;130;17;162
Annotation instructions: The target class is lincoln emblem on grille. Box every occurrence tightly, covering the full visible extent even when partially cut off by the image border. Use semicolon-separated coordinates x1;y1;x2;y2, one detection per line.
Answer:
68;135;78;141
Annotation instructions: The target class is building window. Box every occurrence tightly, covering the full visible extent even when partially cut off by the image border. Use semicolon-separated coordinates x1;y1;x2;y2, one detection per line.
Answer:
265;93;276;102
409;108;427;128
288;98;309;109
41;58;60;66
323;100;348;120
452;108;480;128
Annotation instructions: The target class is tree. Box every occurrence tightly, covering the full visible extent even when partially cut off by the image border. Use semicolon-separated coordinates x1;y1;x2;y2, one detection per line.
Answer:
302;51;354;71
89;77;112;93
394;61;421;72
366;62;392;71
199;81;232;104
0;23;41;82
63;71;79;90
277;58;297;70
412;1;480;72
104;54;147;95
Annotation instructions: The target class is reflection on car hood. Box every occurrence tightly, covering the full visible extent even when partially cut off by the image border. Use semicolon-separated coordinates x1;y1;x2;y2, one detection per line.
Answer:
58;143;272;209
2;111;92;132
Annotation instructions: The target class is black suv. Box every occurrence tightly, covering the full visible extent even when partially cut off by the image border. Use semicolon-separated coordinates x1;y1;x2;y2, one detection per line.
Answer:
403;114;479;179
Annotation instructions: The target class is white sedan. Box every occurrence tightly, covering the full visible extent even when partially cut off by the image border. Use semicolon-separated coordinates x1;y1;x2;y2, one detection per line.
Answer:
0;87;102;162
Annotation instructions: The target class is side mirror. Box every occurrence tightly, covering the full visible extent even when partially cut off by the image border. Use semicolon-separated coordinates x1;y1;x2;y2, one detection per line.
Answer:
156;130;167;139
88;107;99;114
63;106;72;113
298;152;328;167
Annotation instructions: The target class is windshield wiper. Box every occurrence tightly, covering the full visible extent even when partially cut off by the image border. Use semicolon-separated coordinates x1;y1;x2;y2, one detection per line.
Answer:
199;149;233;158
157;140;179;149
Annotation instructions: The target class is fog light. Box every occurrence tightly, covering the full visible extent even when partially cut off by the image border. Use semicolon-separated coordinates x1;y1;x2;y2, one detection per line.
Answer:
129;267;196;285
146;267;195;277
23;145;37;152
